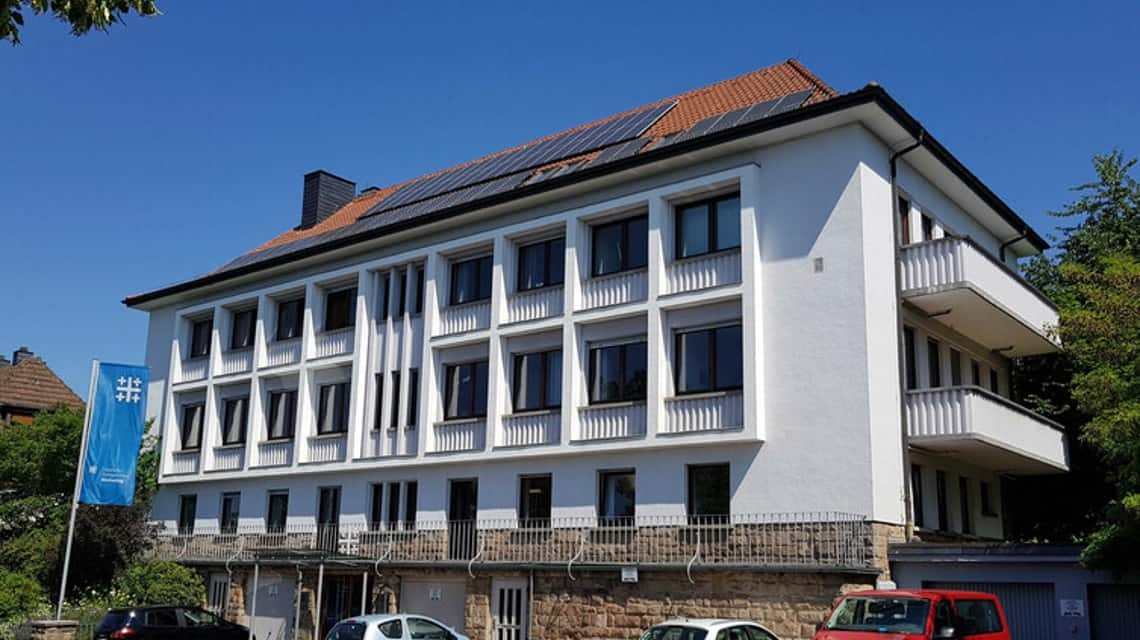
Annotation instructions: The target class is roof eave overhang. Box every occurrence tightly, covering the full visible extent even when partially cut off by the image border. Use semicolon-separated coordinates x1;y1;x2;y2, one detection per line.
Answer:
124;86;1048;310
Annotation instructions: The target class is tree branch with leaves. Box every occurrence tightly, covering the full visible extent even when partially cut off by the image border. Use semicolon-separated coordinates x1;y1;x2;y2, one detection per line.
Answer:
1;0;159;45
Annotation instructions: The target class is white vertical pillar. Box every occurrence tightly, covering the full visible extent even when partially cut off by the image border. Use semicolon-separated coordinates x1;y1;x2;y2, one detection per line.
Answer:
162;326;184;476
396;264;416;448
644;195;668;441
416;254;442;457
245;374;262;471
293;364;312;466
484;236;509;451
210;306;225;378
303;282;319;361
347;269;373;460
200;382;220;471
739;164;766;441
254;295;271;370
561;219;581;445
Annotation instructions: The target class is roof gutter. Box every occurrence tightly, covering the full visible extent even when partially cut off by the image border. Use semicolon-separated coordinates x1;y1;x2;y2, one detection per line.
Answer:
124;86;1048;308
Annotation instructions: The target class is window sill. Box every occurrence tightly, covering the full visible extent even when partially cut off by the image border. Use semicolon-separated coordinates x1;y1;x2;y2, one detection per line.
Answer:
309;432;347;440
320;327;355;335
226;346;255;353
588;267;648;281
177;448;201;454
667;389;743;402
446;298;492;310
260;438;294;445
506;408;561;418
581;400;646;410
671;247;741;265
513;283;565;296
434;417;486;427
215;443;245;450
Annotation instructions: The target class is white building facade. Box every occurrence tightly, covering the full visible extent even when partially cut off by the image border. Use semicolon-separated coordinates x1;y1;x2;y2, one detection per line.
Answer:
126;63;1067;640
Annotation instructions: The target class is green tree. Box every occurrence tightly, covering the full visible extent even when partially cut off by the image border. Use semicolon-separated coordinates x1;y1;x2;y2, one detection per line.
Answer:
1;0;159;45
0;570;46;623
111;561;203;607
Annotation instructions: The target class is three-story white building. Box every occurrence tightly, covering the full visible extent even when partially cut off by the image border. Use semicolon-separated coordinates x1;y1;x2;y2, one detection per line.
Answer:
125;59;1067;640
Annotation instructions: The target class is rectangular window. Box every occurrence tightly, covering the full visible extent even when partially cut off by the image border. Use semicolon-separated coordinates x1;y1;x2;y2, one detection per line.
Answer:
317;487;341;530
954;599;1004;635
266;390;297;440
449;255;493;305
936;470;949;531
230;308;256;350
599;470;635;526
904;328;917;390
676;193;741;259
519;474;552;525
369;484;384;530
911;464;925;528
324;287;357;331
180;403;204;450
687;464;730;520
591;215;648;276
898;196;911;245
513;350;562;411
407;369;419;427
517;237;566;292
267;491;288;533
387;483;402;528
222;396;248;445
588;341;647;404
443;360;489;419
405;481;418;529
389;371;401;429
980;481;997;516
373;374;384;430
220;492;241;534
927;338;942;387
959;476;973;534
971;360;981;386
396;271;408;317
675;325;743;394
189;317;212;358
317;383;349;434
178;494;197;535
414;266;425;314
922;214;934;241
275;297;304;341
990;369;1000;394
380;276;391;319
950;349;963;386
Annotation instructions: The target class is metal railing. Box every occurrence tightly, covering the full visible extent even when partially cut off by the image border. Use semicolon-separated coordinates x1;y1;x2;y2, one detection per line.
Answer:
146;512;872;570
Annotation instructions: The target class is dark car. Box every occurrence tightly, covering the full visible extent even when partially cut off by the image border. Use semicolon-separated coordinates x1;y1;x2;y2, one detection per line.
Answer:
95;606;252;639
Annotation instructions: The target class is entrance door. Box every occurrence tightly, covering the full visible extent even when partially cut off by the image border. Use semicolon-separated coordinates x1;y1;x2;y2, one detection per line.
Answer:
448;479;478;560
320;575;361;639
247;575;296;640
207;573;229;617
317;486;341;553
491;578;528;640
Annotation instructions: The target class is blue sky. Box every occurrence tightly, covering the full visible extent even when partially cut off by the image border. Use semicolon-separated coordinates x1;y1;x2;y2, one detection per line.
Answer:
2;1;1136;394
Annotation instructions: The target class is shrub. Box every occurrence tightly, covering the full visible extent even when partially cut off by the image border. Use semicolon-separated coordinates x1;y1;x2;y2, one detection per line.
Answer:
111;561;204;607
0;570;47;623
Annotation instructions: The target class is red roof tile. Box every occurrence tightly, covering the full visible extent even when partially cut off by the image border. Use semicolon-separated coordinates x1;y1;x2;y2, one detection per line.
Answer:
0;357;84;415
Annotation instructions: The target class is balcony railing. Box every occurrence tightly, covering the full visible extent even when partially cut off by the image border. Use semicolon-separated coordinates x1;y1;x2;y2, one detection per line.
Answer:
506;286;564;324
500;410;560;447
577;402;646;441
168;450;200;475
314;328;354;359
663;391;744;434
218;349;253;376
437;301;491;336
254;440;293;467
305;434;347;463
580;269;648;310
665;250;742;295
210;446;244;472
905;386;1068;473
265;339;302;368
366;428;398;458
179;357;209;384
430;419;485;453
146;512;872;571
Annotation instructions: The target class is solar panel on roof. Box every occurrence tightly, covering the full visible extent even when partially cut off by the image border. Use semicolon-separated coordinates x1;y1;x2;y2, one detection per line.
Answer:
766;89;814;116
584;137;651;169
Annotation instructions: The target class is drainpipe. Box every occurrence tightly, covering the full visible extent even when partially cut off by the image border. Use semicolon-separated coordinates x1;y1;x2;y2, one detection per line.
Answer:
999;233;1026;263
890;132;924;543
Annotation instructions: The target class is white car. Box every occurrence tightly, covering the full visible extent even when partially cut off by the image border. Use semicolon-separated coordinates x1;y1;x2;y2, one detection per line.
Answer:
641;619;782;640
325;613;470;640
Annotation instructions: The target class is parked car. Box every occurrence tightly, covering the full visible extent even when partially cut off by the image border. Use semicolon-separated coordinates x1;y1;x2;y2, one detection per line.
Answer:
640;618;782;640
813;589;1010;640
94;606;252;640
325;613;469;640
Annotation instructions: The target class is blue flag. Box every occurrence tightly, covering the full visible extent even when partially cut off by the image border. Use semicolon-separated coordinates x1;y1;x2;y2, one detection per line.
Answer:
79;363;149;506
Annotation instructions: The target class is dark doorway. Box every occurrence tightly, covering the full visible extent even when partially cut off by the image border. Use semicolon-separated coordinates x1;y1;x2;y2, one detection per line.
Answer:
448;479;478;560
317;486;341;553
319;574;362;639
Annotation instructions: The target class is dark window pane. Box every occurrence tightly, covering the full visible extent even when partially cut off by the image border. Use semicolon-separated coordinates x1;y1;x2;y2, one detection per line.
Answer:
677;330;711;393
267;391;296;440
626;216;648;269
927;338;942;387
911;464;925;528
267;492;288;532
590;345;622;403
623;342;647;401
231;308;256;350
276;298;304;341
387;483;401;527
714;196;741;250
950;349;963;386
545;351;562;409
600;471;636;521
181;404;203;450
390;372;401;428
325;287;357;331
220;492;240;533
959;476;972;534
414;266;425;314
477;256;493;300
318;383;349;434
370;484;384;529
688;464;730;517
405;482;418;527
407;369;419;427
373;374;384;430
714;325;744;389
899;197;912;245
380;276;391;319
451;260;474;305
592;222;624;276
936;470;948;531
178;495;197;535
971;360;981;385
222;397;247;445
396;271;407;316
547;238;565;285
515;353;543;411
189;318;212;358
678;203;710;258
518;242;546;291
473;361;489;417
520;475;552;523
990;369;1000;394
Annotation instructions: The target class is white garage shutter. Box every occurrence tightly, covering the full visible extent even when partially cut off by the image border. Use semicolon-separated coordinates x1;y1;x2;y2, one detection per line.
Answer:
1090;584;1140;640
924;580;1055;640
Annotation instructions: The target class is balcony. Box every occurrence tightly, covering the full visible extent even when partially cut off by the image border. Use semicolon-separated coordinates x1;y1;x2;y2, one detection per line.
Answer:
430;418;486;453
314;328;354;359
577;402;646;441
210;445;244;472
218;348;253;376
665;250;742;296
580;269;648;310
905;386;1068;474
437;301;491;336
168;450;200;475
178;357;209;384
265;339;302;368
254;440;293;467
146;512;874;572
500;410;560;447
663;391;744;434
305;434;347;463
505;286;564;324
899;237;1059;357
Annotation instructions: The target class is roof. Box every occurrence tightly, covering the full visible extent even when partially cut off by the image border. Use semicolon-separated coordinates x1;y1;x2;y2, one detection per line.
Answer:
842;589;1000;600
0;357;83;414
124;59;1048;307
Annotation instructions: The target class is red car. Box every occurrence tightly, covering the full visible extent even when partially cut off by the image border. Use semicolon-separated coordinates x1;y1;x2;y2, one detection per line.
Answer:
813;589;1010;640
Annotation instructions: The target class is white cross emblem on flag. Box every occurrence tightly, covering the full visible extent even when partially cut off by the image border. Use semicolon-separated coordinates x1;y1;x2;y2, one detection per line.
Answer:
115;376;143;403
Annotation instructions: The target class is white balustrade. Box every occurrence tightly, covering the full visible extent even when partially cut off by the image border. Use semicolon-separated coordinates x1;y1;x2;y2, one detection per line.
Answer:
506;286;564;324
436;301;491;336
500;411;561;447
314;328;355;359
211;446;244;471
265;339;302;368
431;419;485;453
169;450;200;475
307;434;347;463
663;391;744;434
218;349;253;376
665;250;742;295
580;269;648;310
255;440;293;467
576;402;646;441
179;357;209;383
365;429;397;458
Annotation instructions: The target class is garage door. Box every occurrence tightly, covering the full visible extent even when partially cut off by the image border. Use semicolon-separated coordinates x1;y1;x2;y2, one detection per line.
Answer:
400;580;467;633
1089;584;1140;640
925;581;1055;640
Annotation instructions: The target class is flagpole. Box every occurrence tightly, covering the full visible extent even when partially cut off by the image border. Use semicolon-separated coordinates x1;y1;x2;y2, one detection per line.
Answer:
56;359;99;620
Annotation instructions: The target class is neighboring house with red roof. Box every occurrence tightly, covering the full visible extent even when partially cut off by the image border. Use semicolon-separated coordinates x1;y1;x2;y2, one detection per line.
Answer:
124;59;1068;639
0;347;83;424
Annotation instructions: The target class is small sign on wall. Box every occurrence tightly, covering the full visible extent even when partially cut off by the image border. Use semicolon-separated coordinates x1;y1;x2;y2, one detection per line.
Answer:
1060;599;1085;617
621;567;639;583
429;587;443;601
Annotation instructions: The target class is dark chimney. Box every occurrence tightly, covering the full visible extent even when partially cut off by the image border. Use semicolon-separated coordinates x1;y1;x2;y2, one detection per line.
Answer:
12;346;34;365
0;355;9;368
300;170;356;229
